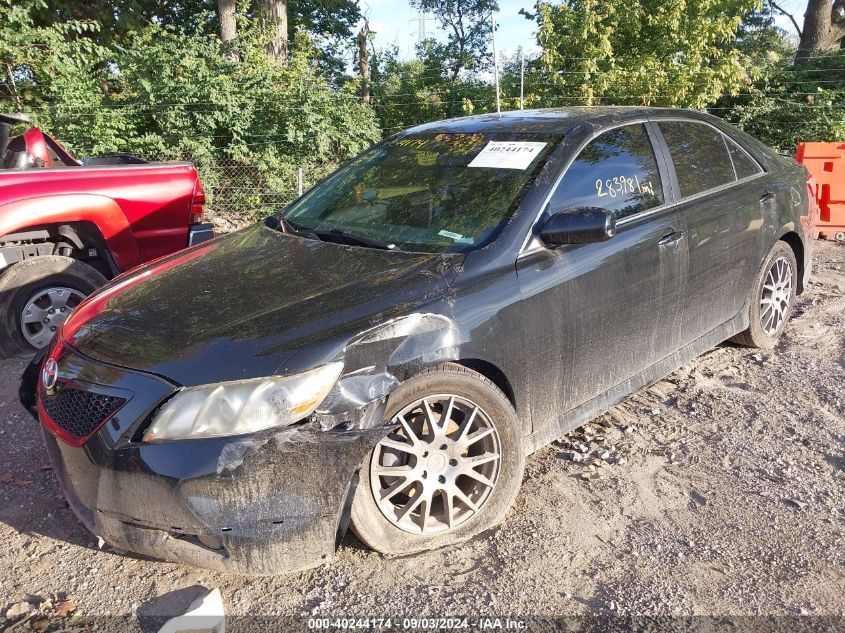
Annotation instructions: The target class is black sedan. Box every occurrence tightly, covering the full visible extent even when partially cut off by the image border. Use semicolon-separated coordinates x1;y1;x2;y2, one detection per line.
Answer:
20;107;814;575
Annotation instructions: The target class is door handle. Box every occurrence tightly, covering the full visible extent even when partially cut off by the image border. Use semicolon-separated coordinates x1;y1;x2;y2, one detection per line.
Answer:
658;230;685;246
760;189;776;202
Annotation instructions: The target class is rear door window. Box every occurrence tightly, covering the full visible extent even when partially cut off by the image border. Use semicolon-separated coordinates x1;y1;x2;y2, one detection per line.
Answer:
550;124;664;220
725;136;763;180
659;122;736;197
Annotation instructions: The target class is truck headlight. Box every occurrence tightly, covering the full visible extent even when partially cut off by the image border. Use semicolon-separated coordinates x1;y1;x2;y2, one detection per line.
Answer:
143;362;343;443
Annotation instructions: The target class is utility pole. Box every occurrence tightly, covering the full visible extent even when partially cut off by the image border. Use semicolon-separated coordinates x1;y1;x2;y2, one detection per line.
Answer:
519;46;525;110
491;11;501;115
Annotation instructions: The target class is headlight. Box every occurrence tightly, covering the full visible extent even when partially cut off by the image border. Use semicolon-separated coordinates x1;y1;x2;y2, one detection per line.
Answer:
143;362;343;443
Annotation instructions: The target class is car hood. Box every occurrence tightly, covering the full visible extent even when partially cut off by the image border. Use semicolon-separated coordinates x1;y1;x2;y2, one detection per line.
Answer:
66;226;462;386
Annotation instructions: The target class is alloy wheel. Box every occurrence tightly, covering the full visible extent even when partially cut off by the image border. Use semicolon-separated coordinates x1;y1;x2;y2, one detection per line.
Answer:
20;286;86;349
369;394;502;535
759;256;792;336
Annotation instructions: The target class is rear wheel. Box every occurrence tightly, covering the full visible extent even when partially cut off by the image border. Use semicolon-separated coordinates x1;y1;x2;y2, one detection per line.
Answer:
0;256;106;357
731;241;797;349
350;364;524;555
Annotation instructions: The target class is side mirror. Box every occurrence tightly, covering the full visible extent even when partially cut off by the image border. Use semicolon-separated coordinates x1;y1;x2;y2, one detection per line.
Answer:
539;207;616;247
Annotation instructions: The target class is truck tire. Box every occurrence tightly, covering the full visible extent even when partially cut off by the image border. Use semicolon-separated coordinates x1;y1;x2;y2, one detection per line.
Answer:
350;363;525;555
0;256;106;357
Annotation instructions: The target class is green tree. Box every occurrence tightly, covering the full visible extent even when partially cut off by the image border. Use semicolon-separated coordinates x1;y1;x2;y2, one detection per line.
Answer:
2;0;380;222
369;43;496;134
498;49;551;110
796;0;845;65
409;0;498;79
24;0;360;79
530;0;761;108
715;51;845;150
30;0;214;45
0;0;106;110
289;0;362;78
710;6;845;150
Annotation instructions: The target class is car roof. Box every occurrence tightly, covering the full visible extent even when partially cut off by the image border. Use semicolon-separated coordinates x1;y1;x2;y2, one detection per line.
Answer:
400;106;718;136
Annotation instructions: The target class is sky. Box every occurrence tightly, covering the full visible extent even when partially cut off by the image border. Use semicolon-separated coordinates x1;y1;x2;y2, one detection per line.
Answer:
361;0;541;60
357;0;806;62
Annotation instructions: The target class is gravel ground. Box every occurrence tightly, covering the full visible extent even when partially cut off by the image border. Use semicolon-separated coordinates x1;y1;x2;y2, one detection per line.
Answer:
0;240;843;631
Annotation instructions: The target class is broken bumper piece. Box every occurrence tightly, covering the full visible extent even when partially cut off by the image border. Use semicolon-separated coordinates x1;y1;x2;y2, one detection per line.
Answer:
42;422;383;575
34;345;388;575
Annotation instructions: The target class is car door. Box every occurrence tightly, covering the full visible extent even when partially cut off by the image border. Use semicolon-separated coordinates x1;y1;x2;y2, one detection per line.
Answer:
654;120;767;346
514;122;688;430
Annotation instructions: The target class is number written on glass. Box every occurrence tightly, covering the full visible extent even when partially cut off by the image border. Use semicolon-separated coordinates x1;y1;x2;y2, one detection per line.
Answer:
595;175;656;199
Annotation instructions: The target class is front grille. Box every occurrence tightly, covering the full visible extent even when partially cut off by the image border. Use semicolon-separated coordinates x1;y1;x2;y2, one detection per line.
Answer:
40;387;127;438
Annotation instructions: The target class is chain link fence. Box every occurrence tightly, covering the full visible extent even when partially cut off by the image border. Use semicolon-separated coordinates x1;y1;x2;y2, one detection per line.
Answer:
199;157;301;231
152;155;339;233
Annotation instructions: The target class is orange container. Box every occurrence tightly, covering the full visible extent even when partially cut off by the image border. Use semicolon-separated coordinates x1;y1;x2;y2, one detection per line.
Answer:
796;142;845;240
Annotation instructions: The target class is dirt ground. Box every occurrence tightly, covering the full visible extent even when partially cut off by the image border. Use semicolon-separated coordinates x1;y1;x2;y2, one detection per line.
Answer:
0;240;843;630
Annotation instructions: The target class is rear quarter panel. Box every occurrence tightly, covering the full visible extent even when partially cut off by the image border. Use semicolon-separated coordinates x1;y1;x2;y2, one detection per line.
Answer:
755;152;812;289
714;121;813;289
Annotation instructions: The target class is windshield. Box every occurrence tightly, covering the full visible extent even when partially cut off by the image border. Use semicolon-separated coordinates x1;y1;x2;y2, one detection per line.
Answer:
283;132;559;253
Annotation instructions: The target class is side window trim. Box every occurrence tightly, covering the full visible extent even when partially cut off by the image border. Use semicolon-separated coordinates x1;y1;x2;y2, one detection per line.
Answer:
721;132;739;181
647;117;768;207
723;133;766;178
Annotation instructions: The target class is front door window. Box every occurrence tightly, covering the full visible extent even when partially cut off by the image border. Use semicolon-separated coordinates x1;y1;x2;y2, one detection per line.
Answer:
550;124;664;220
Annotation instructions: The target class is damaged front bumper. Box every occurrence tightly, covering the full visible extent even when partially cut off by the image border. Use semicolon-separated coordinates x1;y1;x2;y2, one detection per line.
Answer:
25;346;387;576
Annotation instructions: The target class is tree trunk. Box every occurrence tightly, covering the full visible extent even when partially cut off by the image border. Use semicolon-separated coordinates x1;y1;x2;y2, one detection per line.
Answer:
261;0;288;63
5;63;22;110
796;0;845;65
358;21;371;104
218;0;237;44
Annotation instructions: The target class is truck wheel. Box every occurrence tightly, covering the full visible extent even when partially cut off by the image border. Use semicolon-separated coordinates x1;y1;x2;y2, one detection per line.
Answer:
350;363;524;555
730;241;797;349
0;256;106;357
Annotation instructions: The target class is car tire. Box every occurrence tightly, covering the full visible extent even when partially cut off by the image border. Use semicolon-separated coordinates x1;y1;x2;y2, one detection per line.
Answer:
731;241;797;349
349;363;525;555
0;256;106;357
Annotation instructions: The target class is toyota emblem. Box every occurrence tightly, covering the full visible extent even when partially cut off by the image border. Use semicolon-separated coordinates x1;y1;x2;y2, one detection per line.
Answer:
42;358;59;391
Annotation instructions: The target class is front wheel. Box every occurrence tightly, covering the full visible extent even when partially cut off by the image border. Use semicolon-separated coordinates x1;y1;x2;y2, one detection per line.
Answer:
0;256;106;357
350;364;524;555
731;241;797;349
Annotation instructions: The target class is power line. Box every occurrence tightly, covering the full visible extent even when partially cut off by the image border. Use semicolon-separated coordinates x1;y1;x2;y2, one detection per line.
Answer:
6;63;844;102
4;65;844;105
11;74;845;111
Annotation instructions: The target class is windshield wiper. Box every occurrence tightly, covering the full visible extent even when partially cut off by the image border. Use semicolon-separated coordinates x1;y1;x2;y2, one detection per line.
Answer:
264;215;299;234
266;216;399;250
265;215;320;240
311;228;399;251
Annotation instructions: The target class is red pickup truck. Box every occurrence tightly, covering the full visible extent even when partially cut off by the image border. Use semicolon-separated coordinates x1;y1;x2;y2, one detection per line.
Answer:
0;114;214;356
